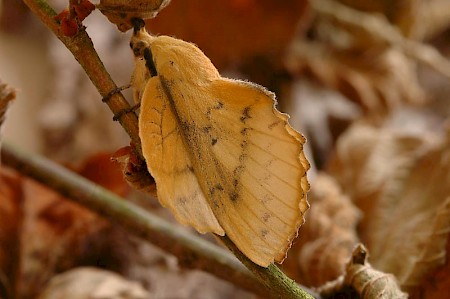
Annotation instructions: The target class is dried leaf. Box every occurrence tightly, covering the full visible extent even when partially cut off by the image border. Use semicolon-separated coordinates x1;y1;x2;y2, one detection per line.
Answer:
371;142;450;290
0;169;23;299
286;41;425;114
16;179;109;299
328;121;432;211
286;0;427;114
400;197;450;289
38;267;150;299
284;173;361;287
111;146;157;196
333;0;422;38
414;232;450;299
11;153;131;299
318;244;408;299
329;121;450;293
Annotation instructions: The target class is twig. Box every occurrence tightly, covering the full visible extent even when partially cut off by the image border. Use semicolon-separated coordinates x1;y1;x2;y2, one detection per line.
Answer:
22;0;142;157
220;236;317;299
311;0;450;80
2;142;318;299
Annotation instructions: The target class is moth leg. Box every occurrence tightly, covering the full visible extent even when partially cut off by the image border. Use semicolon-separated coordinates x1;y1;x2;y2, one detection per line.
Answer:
102;83;132;103
112;102;141;121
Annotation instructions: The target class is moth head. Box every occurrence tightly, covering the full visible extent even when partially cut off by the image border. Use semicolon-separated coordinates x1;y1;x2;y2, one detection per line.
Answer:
129;19;155;56
130;40;149;57
130;21;220;82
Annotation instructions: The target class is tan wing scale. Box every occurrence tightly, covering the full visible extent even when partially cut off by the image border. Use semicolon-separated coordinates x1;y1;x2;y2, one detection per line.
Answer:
158;77;309;266
139;76;224;235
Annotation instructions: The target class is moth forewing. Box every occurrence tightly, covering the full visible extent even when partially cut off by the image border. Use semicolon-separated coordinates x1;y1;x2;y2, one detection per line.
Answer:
131;24;310;267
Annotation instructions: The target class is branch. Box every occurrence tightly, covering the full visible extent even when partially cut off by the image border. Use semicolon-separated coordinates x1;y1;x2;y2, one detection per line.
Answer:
220;236;317;299
22;0;142;157
2;142;318;299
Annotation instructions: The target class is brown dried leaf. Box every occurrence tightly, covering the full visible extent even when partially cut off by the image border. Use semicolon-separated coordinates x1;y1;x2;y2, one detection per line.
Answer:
333;0;422;38
286;0;426;114
284;173;361;287
111;146;156;196
414;233;450;299
318;244;408;299
77;152;131;196
12;153;131;299
38;267;150;299
328;121;432;210
329;121;450;293
286;41;425;114
0;169;23;299
16;179;109;299
401;197;450;289
370;142;450;290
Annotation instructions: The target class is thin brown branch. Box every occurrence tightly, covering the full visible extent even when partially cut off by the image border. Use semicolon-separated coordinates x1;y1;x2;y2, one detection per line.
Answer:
22;0;142;157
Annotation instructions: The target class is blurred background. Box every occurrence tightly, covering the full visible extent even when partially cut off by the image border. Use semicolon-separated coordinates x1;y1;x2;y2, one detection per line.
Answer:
1;0;450;298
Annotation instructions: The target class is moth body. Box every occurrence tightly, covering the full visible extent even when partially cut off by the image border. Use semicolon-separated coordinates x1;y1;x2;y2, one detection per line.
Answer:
130;22;310;267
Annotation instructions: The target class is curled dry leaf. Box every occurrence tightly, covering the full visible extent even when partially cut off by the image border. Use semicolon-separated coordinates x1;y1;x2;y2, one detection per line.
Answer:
286;42;425;115
328;121;433;211
416;229;450;299
286;0;425;114
318;244;408;299
329;121;450;293
38;267;149;299
323;0;422;38
97;0;171;32
284;173;361;287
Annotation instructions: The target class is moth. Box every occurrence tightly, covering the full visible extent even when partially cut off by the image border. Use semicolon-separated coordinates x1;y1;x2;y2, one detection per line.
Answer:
129;19;310;267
